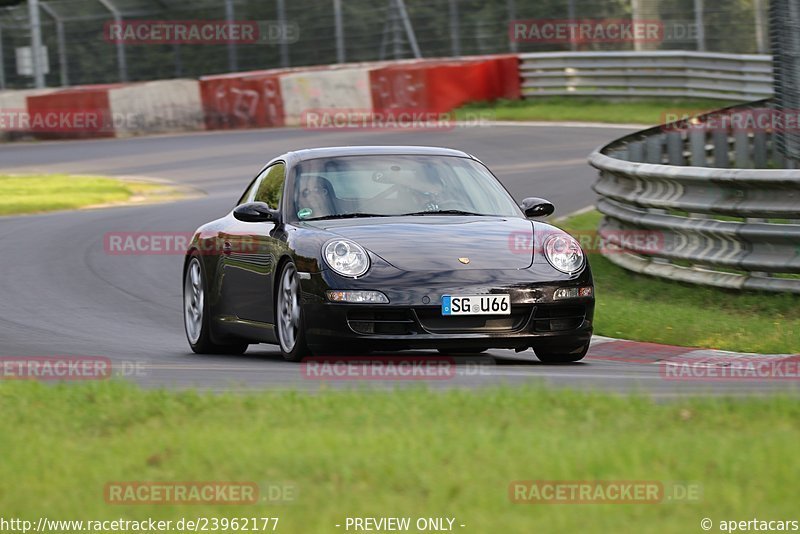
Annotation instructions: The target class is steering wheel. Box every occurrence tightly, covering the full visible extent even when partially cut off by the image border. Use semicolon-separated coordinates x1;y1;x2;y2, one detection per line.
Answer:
371;183;405;203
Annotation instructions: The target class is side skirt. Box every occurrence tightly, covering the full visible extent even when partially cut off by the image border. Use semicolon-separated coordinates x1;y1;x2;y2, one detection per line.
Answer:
215;315;278;344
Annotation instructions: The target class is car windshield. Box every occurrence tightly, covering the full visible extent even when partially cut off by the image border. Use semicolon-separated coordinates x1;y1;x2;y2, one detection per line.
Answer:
290;155;522;221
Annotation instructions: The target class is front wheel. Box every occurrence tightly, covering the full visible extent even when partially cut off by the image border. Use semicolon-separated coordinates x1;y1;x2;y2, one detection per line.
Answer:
276;261;311;362
535;343;589;363
183;256;248;355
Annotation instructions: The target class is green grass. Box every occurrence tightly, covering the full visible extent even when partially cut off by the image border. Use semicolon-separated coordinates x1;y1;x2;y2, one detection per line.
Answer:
0;174;178;216
456;97;736;125
0;381;798;533
559;210;800;354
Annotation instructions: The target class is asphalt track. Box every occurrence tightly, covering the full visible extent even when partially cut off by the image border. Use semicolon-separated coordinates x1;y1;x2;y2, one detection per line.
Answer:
0;123;797;397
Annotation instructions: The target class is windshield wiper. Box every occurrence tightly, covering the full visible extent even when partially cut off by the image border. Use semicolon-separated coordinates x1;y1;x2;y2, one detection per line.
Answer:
304;213;392;221
400;210;487;216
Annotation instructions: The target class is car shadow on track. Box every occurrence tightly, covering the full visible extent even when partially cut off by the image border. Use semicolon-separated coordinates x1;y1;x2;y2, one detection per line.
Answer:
185;348;588;368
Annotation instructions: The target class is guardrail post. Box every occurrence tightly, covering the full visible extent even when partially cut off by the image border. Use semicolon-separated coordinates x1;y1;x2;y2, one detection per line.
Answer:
667;132;683;165
734;130;751;168
753;131;768;168
712;130;729;167
689;129;706;166
628;141;644;163
646;134;664;164
771;136;785;168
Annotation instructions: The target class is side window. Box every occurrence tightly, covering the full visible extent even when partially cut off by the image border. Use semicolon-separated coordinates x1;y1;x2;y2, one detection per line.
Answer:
237;179;259;206
254;163;285;208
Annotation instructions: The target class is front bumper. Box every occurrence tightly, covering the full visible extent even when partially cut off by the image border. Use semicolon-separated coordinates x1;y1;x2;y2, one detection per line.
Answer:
299;266;594;353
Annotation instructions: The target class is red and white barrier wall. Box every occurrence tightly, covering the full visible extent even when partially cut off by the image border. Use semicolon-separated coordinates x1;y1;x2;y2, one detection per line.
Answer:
279;67;374;125
109;79;204;136
16;80;203;139
199;69;288;130
370;55;520;114
0;55;520;140
0;88;55;140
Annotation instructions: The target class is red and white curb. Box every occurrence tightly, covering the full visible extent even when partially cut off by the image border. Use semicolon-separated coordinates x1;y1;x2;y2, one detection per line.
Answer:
588;335;798;365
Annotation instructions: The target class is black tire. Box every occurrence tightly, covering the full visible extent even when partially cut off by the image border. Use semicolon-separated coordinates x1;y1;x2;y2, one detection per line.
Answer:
534;343;589;363
275;261;312;362
183;255;248;355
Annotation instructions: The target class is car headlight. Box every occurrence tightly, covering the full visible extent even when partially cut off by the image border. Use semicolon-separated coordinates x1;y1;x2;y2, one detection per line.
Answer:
543;234;585;274
323;239;370;277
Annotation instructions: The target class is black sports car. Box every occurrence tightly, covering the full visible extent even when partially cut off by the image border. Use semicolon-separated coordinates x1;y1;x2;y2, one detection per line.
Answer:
183;146;594;362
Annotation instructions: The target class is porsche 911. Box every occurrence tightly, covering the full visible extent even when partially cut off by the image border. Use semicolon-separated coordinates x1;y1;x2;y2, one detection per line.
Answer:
183;146;594;362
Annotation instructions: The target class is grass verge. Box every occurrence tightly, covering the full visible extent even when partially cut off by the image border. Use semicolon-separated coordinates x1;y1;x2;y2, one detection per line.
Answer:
559;210;800;354
0;174;186;216
0;381;797;533
456;97;735;125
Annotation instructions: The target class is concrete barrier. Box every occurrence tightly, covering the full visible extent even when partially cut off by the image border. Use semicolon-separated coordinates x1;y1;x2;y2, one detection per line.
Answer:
0;89;56;140
200;69;286;129
370;57;520;114
26;84;124;139
23;80;203;139
280;67;373;126
2;55;522;140
109;79;204;136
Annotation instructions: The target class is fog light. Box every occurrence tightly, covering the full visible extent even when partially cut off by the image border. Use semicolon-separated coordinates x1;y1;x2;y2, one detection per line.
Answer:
326;290;389;303
554;286;593;300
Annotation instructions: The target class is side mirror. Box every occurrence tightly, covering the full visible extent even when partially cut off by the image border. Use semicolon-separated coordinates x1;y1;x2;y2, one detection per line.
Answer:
520;197;555;218
233;202;279;223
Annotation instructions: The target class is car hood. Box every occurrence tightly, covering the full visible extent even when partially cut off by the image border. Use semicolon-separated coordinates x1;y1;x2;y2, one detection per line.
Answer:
304;216;534;272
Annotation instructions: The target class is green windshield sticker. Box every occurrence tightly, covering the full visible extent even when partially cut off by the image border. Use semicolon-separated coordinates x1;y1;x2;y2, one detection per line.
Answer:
297;208;313;219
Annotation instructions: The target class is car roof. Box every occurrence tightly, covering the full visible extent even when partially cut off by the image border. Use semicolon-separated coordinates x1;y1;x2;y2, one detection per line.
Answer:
277;146;474;165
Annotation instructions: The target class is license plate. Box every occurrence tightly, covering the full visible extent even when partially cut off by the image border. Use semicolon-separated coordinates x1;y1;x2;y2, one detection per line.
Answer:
441;294;511;316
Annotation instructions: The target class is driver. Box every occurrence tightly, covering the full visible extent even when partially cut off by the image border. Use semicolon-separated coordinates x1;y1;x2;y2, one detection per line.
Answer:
410;165;448;212
296;175;337;218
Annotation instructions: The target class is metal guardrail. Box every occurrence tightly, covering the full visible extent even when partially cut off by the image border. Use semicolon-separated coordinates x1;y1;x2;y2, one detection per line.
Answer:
520;51;773;101
588;101;800;294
